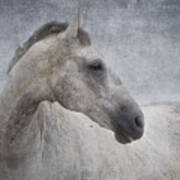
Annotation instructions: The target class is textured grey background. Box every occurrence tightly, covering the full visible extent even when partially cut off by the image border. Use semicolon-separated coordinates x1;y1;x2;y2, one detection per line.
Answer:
0;0;180;105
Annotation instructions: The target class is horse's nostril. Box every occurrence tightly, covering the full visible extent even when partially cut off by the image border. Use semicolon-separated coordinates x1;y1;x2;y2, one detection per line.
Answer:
134;116;143;129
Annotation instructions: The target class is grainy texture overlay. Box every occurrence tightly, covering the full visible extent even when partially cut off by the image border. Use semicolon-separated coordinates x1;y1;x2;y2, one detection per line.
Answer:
0;1;180;179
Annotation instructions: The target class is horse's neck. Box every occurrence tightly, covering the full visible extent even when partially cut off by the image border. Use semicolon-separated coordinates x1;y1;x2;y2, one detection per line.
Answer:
0;74;51;141
0;35;59;117
0;80;17;124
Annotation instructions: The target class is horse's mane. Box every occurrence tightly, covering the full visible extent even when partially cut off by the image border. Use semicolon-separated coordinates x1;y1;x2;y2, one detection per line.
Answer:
7;21;91;73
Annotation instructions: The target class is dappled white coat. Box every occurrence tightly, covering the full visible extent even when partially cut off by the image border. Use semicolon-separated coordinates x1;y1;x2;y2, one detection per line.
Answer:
1;100;179;180
0;18;179;179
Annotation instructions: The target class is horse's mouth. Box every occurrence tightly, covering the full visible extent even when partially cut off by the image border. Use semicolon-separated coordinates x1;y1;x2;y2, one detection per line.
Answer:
111;115;144;144
114;132;134;144
113;123;142;144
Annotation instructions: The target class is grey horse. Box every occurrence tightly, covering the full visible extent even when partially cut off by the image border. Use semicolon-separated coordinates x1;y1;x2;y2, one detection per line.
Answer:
0;17;145;179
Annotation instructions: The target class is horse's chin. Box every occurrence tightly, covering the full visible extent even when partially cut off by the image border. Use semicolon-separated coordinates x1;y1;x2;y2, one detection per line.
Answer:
114;132;134;144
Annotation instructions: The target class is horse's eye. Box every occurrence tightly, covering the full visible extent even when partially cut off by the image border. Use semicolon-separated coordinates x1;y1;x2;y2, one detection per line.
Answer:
88;59;104;71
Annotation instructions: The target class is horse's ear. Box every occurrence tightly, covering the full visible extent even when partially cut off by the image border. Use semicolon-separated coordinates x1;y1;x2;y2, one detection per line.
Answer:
65;15;80;38
60;8;86;39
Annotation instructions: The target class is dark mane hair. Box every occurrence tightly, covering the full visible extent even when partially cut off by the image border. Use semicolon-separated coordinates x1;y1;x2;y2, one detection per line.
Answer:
7;21;91;73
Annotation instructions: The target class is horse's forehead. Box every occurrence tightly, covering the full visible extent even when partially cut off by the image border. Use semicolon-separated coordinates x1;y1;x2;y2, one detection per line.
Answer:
75;46;104;60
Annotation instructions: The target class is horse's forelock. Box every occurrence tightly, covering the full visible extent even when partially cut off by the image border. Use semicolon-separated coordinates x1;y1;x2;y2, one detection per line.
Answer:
7;21;91;74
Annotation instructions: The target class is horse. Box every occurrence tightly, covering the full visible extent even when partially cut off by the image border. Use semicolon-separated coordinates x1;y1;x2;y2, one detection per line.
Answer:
0;17;145;179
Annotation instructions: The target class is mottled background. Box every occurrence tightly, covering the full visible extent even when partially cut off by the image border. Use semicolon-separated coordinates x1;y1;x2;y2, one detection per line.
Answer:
0;0;179;105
